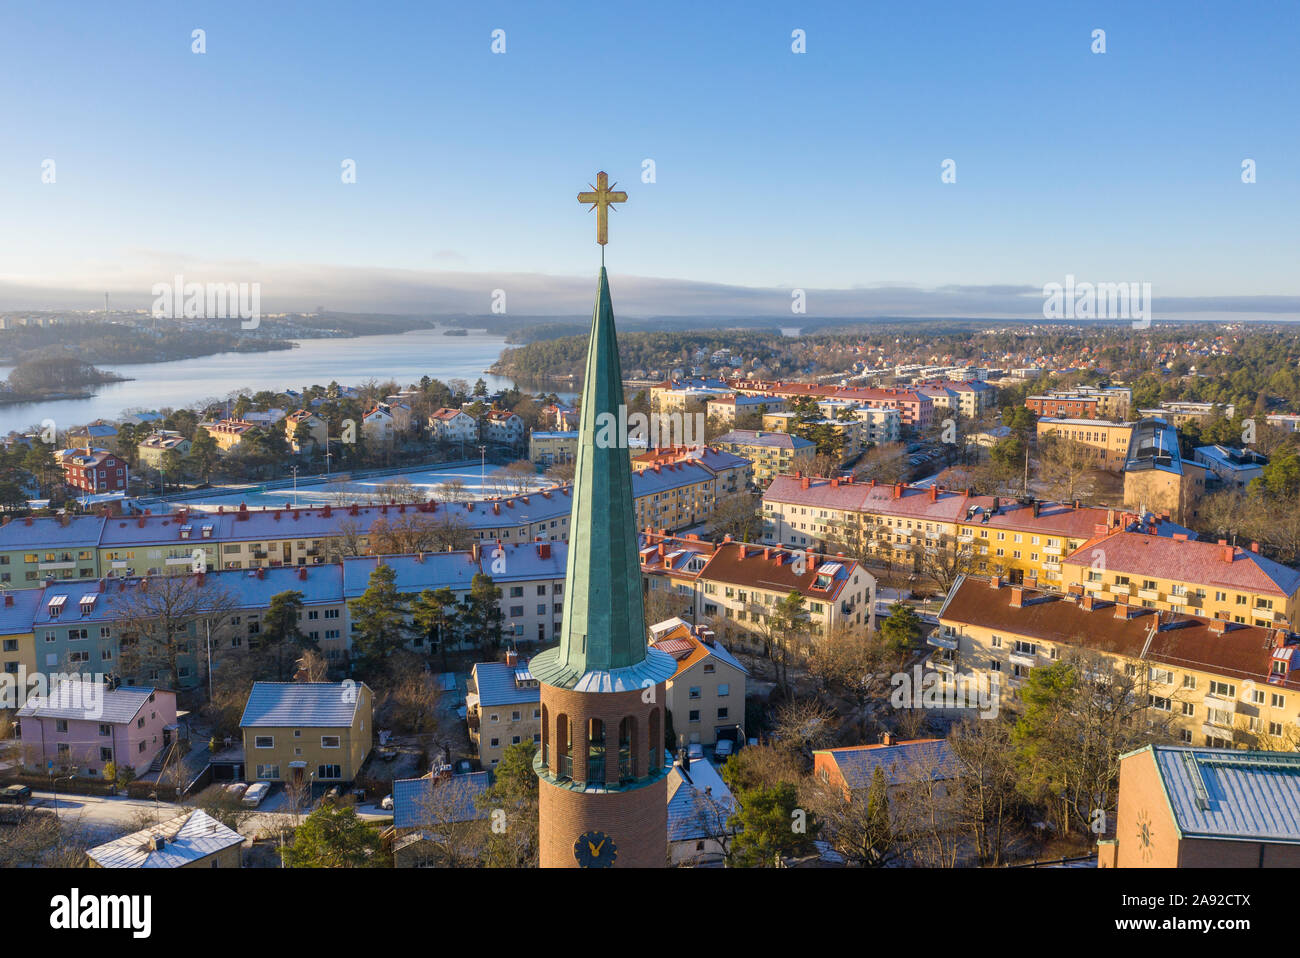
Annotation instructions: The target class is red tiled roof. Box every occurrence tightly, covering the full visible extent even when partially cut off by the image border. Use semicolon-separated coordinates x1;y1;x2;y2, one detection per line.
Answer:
941;577;1300;690
1064;530;1300;597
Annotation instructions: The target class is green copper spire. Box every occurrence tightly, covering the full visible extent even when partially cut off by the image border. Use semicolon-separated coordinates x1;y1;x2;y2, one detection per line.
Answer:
530;268;672;691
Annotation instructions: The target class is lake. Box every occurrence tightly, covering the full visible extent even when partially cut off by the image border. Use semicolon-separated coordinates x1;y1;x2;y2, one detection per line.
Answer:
0;327;533;434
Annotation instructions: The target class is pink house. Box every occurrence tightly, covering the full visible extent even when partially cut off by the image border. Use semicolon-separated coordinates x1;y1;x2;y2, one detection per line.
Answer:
17;678;178;780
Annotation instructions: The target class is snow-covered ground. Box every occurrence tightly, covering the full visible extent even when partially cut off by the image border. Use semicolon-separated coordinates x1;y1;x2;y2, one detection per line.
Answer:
183;462;553;511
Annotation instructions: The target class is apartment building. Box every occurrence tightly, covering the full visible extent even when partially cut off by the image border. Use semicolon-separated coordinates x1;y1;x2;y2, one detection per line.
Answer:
0;514;106;584
483;409;525;447
1025;386;1131;420
713;430;816;486
59;448;128;493
762;475;1186;590
640;534;873;645
650;378;732;415
199;419;255;452
1062;529;1300;628
1036;417;1135;470
466;651;542;769
428;407;480;444
284;410;328;455
705;393;785;425
136;431;191;468
649;617;748;747
933;575;1300;750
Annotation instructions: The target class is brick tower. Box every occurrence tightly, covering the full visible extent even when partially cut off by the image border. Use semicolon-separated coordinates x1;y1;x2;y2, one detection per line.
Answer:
529;258;676;868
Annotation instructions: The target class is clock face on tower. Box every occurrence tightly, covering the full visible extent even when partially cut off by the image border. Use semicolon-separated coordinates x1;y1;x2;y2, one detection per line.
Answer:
1136;809;1155;862
574;830;617;868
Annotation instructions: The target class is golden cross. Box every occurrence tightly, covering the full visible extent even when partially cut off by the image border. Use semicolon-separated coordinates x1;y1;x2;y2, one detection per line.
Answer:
577;171;627;246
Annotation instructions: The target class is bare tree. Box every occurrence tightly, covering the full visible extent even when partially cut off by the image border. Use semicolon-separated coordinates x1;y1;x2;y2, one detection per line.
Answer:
109;575;236;690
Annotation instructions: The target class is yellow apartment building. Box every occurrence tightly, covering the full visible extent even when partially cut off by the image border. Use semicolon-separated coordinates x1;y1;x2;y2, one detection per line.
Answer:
933;575;1300;751
1061;529;1300;628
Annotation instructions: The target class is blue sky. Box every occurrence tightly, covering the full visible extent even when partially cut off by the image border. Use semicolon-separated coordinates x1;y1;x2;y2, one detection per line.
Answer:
1;0;1297;315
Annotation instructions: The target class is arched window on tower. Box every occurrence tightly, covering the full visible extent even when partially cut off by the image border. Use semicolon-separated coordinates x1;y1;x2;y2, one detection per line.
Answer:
541;704;549;767
648;708;661;775
618;716;637;782
587;717;605;785
556;713;571;781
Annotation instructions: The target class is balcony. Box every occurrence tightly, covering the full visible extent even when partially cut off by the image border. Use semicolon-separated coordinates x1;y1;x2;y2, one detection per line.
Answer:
927;630;959;651
1084;581;1104;592
1044;546;1062;556
37;561;76;571
1167;593;1188;606
1203;694;1237;713
1201;721;1234;738
1109;584;1132;596
1138;589;1160;601
1009;651;1037;668
932;656;957;674
957;534;973;543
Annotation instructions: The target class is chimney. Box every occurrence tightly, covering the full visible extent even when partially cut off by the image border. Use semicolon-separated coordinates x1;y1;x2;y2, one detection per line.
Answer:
471;543;481;562
1081;594;1096;612
881;732;893;746
2;595;11;607
1032;501;1040;518
893;482;902;499
1221;546;1234;563
505;649;518;666
297;566;307;580
1209;617;1228;634
195;572;205;587
1107;508;1116;528
801;477;810;490
989;575;1002;589
256;567;264;579
1251;542;1259;553
929;485;937;502
1009;587;1024;608
831;478;839;488
1114;599;1130;620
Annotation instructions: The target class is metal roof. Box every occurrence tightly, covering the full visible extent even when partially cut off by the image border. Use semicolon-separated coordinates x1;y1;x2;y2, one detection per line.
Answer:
392;771;489;829
86;809;244;868
1142;745;1300;843
17;678;160;724
666;758;735;843
239;681;363;728
471;661;541;707
816;739;956;790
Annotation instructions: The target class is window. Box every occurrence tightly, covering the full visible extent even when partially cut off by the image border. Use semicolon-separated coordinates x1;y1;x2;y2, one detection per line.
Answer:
717;683;730;697
689;710;700;722
55;719;68;733
1209;681;1235;698
1271;693;1287;709
321;735;340;748
689;686;701;699
717;707;729;719
98;724;111;736
254;736;274;748
317;764;341;780
255;765;279;779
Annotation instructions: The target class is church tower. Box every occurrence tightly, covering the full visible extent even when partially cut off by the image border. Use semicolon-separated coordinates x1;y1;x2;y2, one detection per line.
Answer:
530;173;676;868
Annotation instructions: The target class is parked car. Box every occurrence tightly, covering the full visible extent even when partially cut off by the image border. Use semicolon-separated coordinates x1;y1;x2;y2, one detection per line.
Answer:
0;784;31;805
224;782;248;800
714;739;735;761
687;743;704;761
380;794;393;810
454;759;473;775
242;782;269;807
